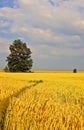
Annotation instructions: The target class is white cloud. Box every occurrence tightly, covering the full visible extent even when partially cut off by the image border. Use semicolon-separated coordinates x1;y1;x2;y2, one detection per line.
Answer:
0;19;12;28
0;0;84;69
51;47;84;56
0;37;11;53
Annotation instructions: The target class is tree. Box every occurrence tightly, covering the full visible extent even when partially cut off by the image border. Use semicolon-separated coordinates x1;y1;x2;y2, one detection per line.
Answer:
4;65;9;72
7;39;33;72
73;68;77;73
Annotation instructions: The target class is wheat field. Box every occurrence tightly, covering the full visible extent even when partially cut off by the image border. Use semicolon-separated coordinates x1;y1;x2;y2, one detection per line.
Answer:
0;71;84;130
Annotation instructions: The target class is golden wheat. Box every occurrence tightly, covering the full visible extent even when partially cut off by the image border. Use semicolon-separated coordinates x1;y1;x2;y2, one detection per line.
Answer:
0;72;84;130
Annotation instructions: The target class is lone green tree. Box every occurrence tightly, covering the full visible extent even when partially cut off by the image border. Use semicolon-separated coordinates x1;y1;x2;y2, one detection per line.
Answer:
7;39;33;72
73;68;77;73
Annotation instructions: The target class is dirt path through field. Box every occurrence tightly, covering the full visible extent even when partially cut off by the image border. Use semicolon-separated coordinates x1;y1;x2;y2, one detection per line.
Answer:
0;80;43;130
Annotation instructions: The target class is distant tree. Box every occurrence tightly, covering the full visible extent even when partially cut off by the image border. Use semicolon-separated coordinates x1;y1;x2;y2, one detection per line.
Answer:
73;68;77;73
4;65;9;72
7;39;33;72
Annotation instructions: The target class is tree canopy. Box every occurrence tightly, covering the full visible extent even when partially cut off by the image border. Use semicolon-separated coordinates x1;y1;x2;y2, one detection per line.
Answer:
7;39;33;72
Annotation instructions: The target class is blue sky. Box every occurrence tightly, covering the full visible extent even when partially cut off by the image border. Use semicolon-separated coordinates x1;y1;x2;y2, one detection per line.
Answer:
0;0;84;70
0;0;18;8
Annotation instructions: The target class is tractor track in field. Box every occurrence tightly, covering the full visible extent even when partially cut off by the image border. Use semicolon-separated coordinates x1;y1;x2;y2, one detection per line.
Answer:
0;80;43;130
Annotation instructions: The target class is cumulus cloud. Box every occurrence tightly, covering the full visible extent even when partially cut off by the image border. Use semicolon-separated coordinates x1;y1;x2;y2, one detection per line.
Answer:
0;0;84;69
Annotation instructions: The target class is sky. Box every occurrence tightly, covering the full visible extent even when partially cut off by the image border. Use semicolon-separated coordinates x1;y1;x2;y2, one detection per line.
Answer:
0;0;84;70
